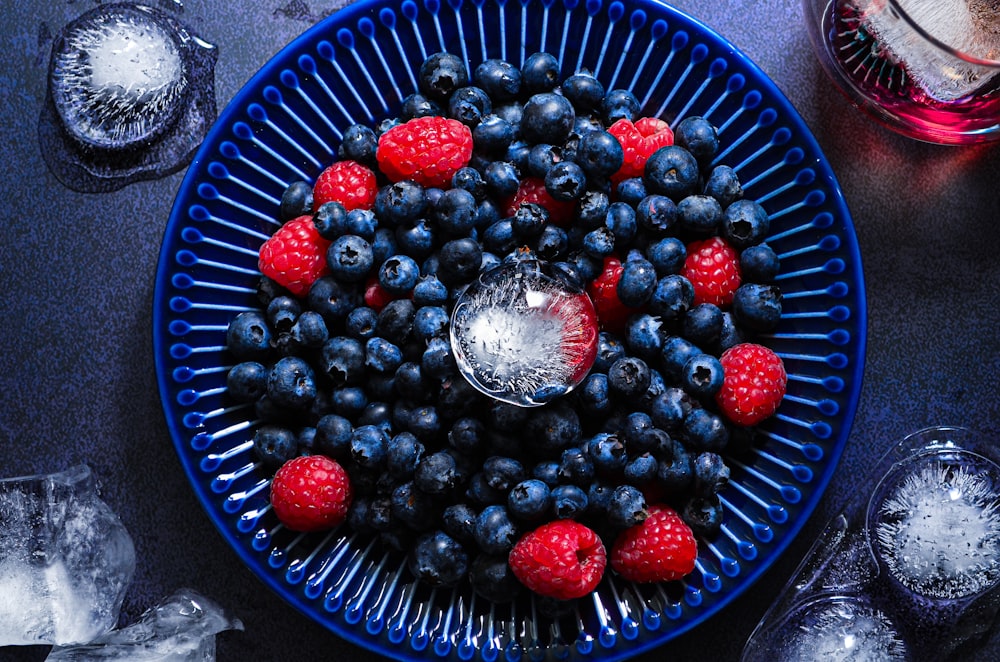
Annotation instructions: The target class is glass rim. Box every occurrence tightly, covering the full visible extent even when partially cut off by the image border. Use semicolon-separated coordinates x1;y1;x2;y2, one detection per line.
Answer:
888;0;1000;68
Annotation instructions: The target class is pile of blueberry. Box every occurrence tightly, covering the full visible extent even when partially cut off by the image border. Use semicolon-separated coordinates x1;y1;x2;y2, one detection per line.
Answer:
224;52;782;598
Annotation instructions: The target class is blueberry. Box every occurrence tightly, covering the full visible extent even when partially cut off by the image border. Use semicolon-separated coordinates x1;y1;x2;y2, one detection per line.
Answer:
532;461;561;487
395;219;436;259
682;353;725;398
716;311;746;353
345;209;377;241
227;361;267;402
693;451;731;497
607;356;652;399
365;337;403;374
620;411;654;447
582;226;616;258
289;310;329;348
307;276;362;324
312;201;348;240
412;275;449;307
482;217;517;254
561;71;605;110
575;372;613;416
575;130;623;178
677;195;723;235
624;313;663;359
442;503;478;545
521;92;575;144
253;425;298;470
375;180;428;226
418;52;469;100
330;386;368;419
740;243;780;282
475;58;522;100
511;202;549;238
527;142;564;177
448;85;492;126
649;387;694;433
593;332;626;373
279;181;313;222
545;161;587;201
482;456;526;492
376;298;416;345
470;554;522;603
350;424;389;470
321;336;365;386
488;400;532;432
327;234;373;283
602;88;640;123
732;283;783;331
314;413;353;459
344;307;378;341
704;164;743;207
586;432;627;475
386;431;425;479
646;236;686;275
338;123;378;168
660;334;702;382
557;447;595;486
682;302;724;346
682;408;730;452
683;495;724;537
535;224;569;261
551;484;589;519
615;177;647;207
391;481;437;530
414;451;457;494
644;145;700;200
607;484;648;529
266;356;316;410
657;439;694;493
576;189;610;230
433;187;478;236
505;139;531;172
606;201;637;247
483;160;520;198
347;495;374;534
446;416;486;455
437;237;483;286
507;479;552;521
675;116;719;166
617;257;658;307
474;504;519;555
226;311;272;361
525;403;582;454
624;452;659;486
401;92;444;119
649;274;695;320
421;336;455;380
466;471;506;506
521;52;560;93
409;403;443;440
722;198;770;249
409;530;469;587
378;254;420;295
409;305;446;343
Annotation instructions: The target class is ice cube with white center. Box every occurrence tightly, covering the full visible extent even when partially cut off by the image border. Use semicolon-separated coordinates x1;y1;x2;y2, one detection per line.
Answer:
45;589;243;661
858;0;1000;101
450;259;599;407
871;455;1000;600
0;465;135;647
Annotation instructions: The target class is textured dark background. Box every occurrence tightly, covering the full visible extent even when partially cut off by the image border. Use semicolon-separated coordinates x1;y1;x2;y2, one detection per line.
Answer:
1;0;998;660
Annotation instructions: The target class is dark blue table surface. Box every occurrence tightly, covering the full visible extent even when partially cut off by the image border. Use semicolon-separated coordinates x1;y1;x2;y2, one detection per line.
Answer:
1;0;998;660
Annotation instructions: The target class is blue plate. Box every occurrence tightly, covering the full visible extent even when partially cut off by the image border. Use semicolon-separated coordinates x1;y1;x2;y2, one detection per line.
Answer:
153;0;866;659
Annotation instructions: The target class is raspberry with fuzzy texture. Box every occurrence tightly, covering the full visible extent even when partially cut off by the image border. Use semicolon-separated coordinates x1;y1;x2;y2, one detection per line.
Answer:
682;236;742;308
270;455;352;532
508;520;607;600
715;342;787;426
504;177;576;227
608;117;674;184
376;116;473;188
313;159;377;211
258;215;332;297
610;504;697;583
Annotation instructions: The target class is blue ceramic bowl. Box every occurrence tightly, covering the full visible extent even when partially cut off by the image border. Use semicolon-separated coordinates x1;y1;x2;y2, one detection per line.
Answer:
153;0;866;659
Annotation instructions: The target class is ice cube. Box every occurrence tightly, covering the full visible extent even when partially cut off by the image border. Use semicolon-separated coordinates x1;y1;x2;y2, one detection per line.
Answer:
873;459;1000;599
859;0;1000;101
0;465;135;647
777;598;908;661
45;589;243;661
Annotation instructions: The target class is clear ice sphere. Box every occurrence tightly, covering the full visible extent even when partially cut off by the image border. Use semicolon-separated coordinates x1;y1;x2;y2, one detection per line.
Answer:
45;589;243;661
858;0;1000;101
0;465;135;646
450;259;599;407
871;453;1000;600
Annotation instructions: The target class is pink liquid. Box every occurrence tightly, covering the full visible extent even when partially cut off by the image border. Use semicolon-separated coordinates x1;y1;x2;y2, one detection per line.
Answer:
823;0;1000;144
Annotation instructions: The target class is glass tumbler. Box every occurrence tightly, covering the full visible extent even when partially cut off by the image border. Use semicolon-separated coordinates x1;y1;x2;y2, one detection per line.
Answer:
802;0;1000;144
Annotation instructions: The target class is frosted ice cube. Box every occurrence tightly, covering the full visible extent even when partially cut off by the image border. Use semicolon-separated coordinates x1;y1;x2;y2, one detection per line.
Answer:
45;589;243;661
873;459;1000;599
859;0;1000;101
0;465;135;646
776;598;908;661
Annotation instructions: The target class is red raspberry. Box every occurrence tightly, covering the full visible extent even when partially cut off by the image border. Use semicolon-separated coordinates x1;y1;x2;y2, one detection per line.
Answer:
363;275;395;312
715;342;787;426
508;520;607;600
258;215;331;297
608;117;674;184
610;504;697;583
313;159;377;211
270;455;353;532
587;256;641;334
682;236;742;308
376;116;473;188
504;177;576;227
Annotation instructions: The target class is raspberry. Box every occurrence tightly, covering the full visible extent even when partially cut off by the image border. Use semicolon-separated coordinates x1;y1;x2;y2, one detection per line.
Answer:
610;504;697;583
504;177;576;227
313;159;377;211
587;256;641;333
508;520;607;600
715;342;787;426
682;235;742;308
608;117;674;184
376;116;473;188
258;215;332;297
270;455;352;532
363;275;395;312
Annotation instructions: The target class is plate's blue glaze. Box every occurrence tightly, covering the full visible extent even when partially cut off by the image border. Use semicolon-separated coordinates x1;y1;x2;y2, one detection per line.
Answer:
153;0;866;658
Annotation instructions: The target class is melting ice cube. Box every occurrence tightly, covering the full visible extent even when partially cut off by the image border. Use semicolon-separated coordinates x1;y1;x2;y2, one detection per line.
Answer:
872;458;1000;600
773;597;908;661
45;589;243;661
0;465;135;646
859;0;1000;101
